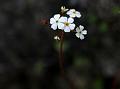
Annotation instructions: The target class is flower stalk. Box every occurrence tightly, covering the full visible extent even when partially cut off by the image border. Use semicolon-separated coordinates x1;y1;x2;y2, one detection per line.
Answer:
49;6;87;89
59;31;76;89
59;31;65;77
112;71;120;89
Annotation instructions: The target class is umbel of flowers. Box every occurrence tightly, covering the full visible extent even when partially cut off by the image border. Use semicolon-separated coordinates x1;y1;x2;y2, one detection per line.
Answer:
50;6;87;40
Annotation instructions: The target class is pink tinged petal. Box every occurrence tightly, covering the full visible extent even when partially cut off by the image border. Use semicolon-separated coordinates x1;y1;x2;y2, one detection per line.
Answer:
68;18;74;23
51;23;57;30
59;17;67;23
76;11;81;18
79;25;84;31
75;33;80;38
64;26;70;32
82;30;87;35
80;34;84;40
69;24;75;30
50;18;56;24
58;23;64;29
54;14;60;20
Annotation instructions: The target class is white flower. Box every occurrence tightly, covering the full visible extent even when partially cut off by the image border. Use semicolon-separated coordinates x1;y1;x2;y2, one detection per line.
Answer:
59;17;75;32
75;25;87;40
67;9;81;18
50;14;64;30
61;6;68;12
54;36;60;40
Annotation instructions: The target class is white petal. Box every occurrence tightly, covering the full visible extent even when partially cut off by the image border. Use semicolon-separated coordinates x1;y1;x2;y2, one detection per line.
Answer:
50;18;56;24
69;24;75;30
75;33;80;38
51;23;57;30
65;9;69;12
67;10;72;15
64;26;70;32
58;23;64;29
61;6;64;10
76;27;80;32
76;11;81;18
80;34;84;40
68;18;74;23
59;17;67;23
54;14;60;20
82;30;87;35
54;36;60;40
79;25;84;31
54;36;58;40
70;9;76;12
61;6;68;12
70;14;76;18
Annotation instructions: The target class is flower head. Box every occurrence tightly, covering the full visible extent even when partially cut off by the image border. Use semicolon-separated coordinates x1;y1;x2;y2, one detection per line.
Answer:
54;36;60;40
61;6;68;13
49;6;87;40
59;17;75;32
75;25;87;40
50;14;64;30
67;9;81;18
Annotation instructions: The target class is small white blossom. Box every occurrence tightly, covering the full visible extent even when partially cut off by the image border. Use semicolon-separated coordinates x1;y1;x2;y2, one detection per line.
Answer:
50;14;64;30
59;17;75;32
54;36;60;40
61;6;68;12
49;7;87;40
75;25;87;40
67;9;81;18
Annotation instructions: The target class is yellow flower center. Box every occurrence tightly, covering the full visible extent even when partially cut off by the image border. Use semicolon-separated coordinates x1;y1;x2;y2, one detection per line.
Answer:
73;11;76;14
64;22;69;26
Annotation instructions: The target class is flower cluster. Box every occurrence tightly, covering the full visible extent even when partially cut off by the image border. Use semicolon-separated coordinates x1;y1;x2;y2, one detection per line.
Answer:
50;6;87;40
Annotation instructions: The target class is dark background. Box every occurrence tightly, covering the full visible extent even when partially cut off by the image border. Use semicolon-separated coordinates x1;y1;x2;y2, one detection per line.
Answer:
0;0;120;89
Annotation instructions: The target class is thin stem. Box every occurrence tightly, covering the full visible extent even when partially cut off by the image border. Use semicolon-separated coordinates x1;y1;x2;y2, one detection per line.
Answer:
59;31;76;89
59;31;65;77
112;71;120;89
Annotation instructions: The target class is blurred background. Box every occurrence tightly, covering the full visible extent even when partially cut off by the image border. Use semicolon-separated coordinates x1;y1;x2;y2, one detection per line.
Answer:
0;0;120;89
